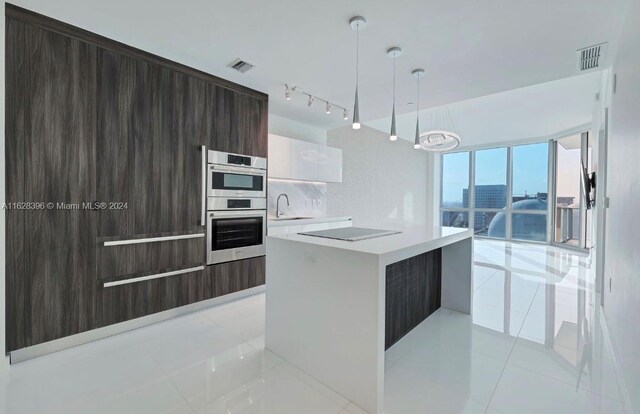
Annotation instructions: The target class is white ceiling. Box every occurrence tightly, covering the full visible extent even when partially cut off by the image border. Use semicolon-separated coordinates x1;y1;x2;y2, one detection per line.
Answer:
13;0;628;130
366;71;602;148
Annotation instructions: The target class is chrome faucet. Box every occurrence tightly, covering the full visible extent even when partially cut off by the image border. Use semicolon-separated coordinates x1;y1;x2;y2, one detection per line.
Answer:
276;193;290;218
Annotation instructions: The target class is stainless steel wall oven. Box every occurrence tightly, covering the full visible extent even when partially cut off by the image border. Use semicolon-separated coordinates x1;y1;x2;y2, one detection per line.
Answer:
205;151;267;265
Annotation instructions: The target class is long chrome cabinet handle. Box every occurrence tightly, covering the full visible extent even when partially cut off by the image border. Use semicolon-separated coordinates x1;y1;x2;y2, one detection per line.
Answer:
201;145;207;226
103;233;205;246
103;266;205;288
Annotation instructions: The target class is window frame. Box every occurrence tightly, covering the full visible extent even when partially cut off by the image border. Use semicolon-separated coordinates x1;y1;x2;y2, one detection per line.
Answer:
440;140;552;242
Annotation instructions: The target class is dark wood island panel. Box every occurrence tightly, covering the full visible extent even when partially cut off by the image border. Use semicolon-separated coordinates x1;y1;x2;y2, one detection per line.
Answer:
385;249;442;350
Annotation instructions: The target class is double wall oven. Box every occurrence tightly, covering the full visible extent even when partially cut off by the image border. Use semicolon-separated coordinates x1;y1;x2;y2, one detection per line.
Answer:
205;150;267;265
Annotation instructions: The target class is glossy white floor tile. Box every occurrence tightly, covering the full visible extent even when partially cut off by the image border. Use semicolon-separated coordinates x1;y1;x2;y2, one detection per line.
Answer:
386;239;624;414
0;240;627;414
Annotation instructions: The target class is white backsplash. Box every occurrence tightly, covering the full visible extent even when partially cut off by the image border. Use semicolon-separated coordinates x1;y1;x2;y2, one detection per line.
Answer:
326;125;430;229
268;180;326;218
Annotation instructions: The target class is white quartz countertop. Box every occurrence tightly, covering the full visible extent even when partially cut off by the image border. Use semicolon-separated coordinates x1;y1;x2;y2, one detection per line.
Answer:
267;225;473;264
267;216;352;227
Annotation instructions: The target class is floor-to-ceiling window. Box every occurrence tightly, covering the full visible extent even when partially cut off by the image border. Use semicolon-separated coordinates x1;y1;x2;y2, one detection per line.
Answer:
511;142;549;242
474;148;507;237
440;141;551;242
440;151;470;228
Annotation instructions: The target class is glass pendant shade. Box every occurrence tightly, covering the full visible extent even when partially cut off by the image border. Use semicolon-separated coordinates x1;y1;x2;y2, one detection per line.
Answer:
387;47;401;141
390;105;397;140
350;16;365;130
411;68;425;149
352;87;360;129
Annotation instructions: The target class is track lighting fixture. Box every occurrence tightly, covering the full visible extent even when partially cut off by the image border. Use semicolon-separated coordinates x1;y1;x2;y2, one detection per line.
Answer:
283;85;348;122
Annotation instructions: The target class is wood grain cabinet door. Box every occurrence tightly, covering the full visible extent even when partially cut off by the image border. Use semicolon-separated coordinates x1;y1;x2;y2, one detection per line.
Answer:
207;84;267;158
95;49;208;326
97;49;206;237
5;21;98;351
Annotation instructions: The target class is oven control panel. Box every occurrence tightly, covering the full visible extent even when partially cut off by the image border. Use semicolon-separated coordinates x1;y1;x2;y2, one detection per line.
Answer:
227;199;252;209
227;154;252;166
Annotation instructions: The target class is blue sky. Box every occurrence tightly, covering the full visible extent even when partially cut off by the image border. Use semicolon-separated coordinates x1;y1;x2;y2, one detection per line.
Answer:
442;143;548;205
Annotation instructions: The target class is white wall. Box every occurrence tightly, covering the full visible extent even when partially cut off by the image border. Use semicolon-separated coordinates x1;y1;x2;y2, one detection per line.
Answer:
326;125;430;229
268;113;326;145
601;0;640;411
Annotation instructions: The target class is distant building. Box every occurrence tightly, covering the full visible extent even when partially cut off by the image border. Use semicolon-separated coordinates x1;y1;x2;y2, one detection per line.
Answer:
463;185;506;231
463;184;507;210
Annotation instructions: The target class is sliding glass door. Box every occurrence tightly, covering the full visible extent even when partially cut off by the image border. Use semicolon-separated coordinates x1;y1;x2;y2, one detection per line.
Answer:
551;132;591;249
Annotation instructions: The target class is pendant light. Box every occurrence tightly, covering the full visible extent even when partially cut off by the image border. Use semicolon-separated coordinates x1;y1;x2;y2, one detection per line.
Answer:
387;47;402;141
411;69;425;149
418;106;461;151
350;16;366;130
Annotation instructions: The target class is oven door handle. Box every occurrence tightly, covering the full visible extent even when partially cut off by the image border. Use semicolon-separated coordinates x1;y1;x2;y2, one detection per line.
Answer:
209;210;266;218
210;164;267;176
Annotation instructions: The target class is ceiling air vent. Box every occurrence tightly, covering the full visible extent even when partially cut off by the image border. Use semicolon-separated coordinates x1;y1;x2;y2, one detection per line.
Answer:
576;43;607;72
227;58;255;73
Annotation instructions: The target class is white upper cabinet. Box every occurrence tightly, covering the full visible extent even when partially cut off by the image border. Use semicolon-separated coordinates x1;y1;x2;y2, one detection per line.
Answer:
318;145;342;183
268;134;292;178
268;134;342;183
290;139;319;181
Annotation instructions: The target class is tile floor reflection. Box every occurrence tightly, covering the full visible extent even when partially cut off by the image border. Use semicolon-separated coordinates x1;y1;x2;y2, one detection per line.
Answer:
0;240;627;413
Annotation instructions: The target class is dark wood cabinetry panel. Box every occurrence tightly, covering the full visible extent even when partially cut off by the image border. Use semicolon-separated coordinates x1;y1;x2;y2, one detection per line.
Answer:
5;18;28;352
207;256;266;297
6;5;268;352
97;257;264;327
97;50;207;237
170;72;208;231
6;22;98;350
385;262;409;349
96;235;205;281
96;267;199;327
385;249;442;350
206;84;268;157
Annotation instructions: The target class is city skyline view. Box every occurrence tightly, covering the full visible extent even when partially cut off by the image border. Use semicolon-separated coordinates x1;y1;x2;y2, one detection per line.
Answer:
442;143;550;207
441;141;583;243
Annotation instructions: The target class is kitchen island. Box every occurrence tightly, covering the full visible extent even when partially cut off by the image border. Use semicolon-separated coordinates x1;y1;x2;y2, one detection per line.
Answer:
265;226;473;414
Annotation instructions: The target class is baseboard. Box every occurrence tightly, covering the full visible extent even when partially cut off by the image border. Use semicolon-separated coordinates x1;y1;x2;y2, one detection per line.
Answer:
598;305;634;414
9;285;265;364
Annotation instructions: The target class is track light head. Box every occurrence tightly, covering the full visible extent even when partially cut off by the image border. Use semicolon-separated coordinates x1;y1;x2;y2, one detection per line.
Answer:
343;109;349;120
285;84;292;100
307;95;314;107
325;102;332;114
